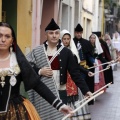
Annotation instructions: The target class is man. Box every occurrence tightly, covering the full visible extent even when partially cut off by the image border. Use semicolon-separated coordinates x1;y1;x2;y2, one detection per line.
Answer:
26;19;92;120
73;24;95;104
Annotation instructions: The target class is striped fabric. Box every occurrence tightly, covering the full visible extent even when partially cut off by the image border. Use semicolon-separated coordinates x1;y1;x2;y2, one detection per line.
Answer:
26;45;63;120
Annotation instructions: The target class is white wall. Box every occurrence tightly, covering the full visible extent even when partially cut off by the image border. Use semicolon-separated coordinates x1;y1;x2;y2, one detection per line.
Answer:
60;0;75;38
92;0;99;32
83;0;93;13
98;0;103;31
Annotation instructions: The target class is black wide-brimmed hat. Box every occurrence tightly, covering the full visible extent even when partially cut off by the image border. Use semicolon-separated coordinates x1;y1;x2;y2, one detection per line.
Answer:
45;18;60;31
75;24;83;32
92;31;101;38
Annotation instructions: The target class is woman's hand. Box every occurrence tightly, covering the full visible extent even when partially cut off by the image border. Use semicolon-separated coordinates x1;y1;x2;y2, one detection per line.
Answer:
85;91;93;98
88;71;94;77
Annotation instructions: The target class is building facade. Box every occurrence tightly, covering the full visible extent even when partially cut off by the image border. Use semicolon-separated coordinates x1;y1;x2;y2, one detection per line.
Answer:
0;0;105;51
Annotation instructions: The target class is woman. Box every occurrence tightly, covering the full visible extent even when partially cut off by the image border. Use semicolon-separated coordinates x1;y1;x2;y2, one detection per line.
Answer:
112;32;120;56
89;34;106;92
60;29;91;120
104;33;117;60
104;33;117;70
0;22;72;120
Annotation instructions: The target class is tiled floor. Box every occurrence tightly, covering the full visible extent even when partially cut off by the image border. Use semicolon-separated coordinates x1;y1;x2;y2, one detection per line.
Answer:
89;64;120;120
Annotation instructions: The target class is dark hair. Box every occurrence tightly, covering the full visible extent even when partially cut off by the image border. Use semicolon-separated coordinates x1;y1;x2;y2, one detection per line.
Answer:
0;22;17;52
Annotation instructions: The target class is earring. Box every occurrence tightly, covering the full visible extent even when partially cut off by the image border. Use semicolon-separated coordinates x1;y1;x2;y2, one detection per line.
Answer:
10;46;13;53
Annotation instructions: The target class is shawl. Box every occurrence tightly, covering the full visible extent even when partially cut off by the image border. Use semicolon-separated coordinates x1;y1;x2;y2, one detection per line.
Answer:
93;34;103;55
26;45;63;120
60;29;78;98
0;45;40;113
60;29;80;63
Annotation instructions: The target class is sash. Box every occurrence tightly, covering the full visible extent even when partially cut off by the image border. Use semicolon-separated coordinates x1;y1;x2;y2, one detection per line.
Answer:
27;45;64;120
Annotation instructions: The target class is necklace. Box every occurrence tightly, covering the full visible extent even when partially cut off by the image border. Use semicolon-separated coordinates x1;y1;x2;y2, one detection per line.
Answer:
0;64;20;87
0;54;10;62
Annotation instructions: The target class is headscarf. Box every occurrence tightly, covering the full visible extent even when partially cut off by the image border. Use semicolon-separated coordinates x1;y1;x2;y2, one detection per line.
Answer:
0;22;40;91
112;32;120;42
89;34;103;55
104;33;113;46
60;29;80;63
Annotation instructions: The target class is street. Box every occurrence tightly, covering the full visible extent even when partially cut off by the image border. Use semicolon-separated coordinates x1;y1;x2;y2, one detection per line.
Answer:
89;64;120;120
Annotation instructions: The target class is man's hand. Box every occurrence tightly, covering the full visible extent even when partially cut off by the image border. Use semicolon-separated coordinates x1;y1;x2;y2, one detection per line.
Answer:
85;91;93;98
88;72;94;77
59;105;73;116
40;67;53;77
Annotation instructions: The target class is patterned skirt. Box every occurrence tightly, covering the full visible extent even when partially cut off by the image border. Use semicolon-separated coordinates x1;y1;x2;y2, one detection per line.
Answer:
60;73;91;120
67;89;91;120
0;96;41;120
94;60;106;92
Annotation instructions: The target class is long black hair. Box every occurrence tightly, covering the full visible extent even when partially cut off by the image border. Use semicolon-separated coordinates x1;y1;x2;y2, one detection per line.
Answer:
0;22;17;52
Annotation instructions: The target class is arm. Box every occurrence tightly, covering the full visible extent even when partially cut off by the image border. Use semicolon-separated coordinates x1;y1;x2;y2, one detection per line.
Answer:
98;54;107;63
67;50;90;95
33;80;63;110
33;78;73;114
26;50;40;74
86;53;95;65
74;55;89;75
79;65;89;75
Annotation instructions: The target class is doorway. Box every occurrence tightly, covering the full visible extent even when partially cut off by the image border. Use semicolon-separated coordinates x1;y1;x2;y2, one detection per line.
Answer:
2;0;17;36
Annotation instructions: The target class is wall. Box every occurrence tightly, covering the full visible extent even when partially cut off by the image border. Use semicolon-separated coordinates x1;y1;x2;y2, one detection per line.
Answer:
40;0;57;43
98;0;104;34
2;0;17;35
82;11;93;39
17;0;32;53
92;0;99;31
60;0;75;38
0;0;2;21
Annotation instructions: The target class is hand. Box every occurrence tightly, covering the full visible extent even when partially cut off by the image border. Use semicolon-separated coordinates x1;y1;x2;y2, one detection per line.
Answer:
59;105;73;116
114;48;118;52
93;63;97;67
117;56;120;62
40;67;53;77
88;72;94;77
110;60;115;64
85;91;93;98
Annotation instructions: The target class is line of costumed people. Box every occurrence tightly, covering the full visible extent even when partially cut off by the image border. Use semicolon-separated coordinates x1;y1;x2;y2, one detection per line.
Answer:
26;19;93;120
26;19;114;120
60;23;114;118
73;24;114;97
0;17;116;120
0;22;75;120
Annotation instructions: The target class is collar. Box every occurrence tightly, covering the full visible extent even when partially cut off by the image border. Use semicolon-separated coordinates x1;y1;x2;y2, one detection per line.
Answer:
44;39;63;50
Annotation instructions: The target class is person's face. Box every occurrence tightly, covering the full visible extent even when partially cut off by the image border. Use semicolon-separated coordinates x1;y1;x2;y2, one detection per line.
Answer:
62;34;71;47
74;31;83;39
46;29;60;44
89;34;96;45
0;26;13;52
104;34;110;41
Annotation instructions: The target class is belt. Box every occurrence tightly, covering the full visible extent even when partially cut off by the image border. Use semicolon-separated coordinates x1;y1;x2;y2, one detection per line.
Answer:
80;60;89;69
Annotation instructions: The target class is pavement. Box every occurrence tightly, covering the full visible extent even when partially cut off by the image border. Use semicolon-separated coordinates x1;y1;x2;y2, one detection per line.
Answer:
89;64;120;120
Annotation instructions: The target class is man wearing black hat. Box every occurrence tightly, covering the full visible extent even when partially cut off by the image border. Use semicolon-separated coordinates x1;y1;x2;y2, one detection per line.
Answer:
26;19;92;120
74;24;95;68
73;24;96;105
